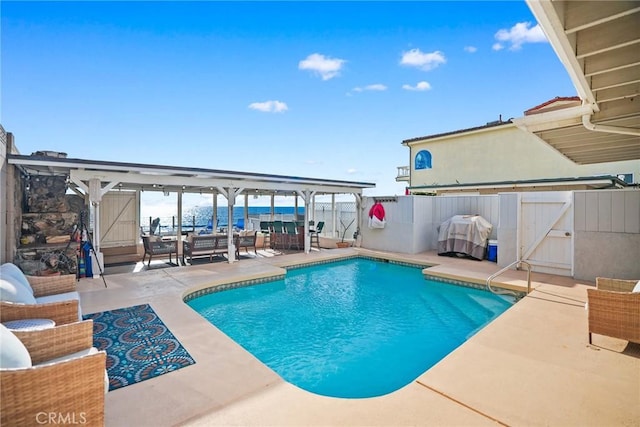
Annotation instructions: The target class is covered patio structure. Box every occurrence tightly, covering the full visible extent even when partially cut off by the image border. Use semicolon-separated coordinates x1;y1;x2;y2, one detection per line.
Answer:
6;152;375;268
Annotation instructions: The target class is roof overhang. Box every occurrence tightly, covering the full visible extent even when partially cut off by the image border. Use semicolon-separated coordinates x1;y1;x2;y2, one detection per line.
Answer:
7;154;375;197
408;175;628;193
524;0;640;164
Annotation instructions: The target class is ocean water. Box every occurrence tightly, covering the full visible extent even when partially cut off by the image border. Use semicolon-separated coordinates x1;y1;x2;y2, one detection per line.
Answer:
151;206;304;230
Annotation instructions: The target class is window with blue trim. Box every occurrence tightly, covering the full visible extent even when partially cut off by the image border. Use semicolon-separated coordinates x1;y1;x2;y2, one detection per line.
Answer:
415;150;432;170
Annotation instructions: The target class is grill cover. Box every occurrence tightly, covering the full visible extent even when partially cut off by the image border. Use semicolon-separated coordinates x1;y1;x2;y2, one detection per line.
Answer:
437;215;493;261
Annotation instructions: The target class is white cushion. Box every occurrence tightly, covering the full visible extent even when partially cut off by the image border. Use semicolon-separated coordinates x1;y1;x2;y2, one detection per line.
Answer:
41;346;98;364
633;280;640;293
36;346;109;393
0;278;37;304
0;324;32;368
0;263;34;295
36;291;82;321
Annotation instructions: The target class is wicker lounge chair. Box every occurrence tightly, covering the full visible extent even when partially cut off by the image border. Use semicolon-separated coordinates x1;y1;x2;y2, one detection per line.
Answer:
587;277;640;344
1;320;106;426
0;264;80;325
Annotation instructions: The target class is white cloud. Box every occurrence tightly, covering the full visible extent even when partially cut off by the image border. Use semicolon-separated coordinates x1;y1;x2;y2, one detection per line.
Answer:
494;22;547;51
464;46;477;53
298;53;346;80
248;100;288;113
400;48;446;71
352;84;388;93
402;81;432;91
347;168;357;174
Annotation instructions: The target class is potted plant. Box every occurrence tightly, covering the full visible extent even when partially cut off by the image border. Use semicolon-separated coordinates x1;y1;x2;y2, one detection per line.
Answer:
336;218;355;248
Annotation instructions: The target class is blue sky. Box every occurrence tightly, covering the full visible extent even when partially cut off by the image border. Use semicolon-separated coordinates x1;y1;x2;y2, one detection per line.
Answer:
1;1;576;205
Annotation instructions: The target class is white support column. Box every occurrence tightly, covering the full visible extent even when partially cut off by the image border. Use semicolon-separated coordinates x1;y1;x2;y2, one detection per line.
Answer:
354;193;362;248
331;194;337;239
217;186;244;263
212;193;218;232
297;190;316;254
88;178;117;279
270;194;275;220
177;191;183;262
243;193;249;230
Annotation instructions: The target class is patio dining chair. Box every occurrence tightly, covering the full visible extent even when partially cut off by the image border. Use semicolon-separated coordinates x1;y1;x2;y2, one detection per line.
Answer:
284;221;301;250
310;221;325;249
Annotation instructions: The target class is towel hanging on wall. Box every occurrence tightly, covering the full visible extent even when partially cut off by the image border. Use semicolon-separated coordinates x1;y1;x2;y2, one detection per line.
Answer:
368;201;386;229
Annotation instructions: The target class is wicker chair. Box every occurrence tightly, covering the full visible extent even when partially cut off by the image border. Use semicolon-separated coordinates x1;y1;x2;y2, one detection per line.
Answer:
587;277;640;344
1;321;107;426
0;269;80;325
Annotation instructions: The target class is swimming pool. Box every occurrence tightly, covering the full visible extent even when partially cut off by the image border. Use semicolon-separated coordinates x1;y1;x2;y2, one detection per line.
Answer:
187;257;514;398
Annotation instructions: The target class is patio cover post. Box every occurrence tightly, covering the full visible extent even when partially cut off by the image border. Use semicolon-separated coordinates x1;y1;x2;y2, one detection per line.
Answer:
217;186;244;263
354;193;362;248
331;194;337;239
270;194;275;220
297;190;316;253
177;191;183;260
243;193;249;230
88;178;117;278
212;193;218;232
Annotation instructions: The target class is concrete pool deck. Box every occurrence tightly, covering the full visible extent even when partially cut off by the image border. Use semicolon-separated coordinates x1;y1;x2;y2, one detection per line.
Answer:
77;249;640;426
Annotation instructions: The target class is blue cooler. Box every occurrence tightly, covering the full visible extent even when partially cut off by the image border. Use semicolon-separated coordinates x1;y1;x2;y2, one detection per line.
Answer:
487;240;498;262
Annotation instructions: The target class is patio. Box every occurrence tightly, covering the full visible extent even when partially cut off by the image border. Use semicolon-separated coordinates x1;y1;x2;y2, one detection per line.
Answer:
76;248;639;427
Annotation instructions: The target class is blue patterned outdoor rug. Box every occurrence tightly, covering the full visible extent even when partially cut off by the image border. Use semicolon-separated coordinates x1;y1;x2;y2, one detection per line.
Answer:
83;304;195;391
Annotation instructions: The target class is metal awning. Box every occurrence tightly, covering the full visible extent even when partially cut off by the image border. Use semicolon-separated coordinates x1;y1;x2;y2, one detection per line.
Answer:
523;0;640;164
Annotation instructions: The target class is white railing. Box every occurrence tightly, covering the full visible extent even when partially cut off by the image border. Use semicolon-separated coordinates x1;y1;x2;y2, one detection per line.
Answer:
396;166;410;181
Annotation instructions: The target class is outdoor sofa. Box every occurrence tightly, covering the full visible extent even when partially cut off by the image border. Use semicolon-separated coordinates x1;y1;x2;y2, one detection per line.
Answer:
182;234;231;264
182;232;258;264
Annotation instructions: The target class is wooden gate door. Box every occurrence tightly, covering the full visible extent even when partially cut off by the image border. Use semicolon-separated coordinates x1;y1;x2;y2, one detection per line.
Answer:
519;191;573;276
100;191;139;248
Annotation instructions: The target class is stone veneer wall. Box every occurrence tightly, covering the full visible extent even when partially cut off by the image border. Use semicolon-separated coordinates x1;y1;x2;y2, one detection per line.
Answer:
15;171;85;276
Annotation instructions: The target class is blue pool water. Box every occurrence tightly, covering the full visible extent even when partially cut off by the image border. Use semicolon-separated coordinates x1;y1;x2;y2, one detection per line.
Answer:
187;258;513;398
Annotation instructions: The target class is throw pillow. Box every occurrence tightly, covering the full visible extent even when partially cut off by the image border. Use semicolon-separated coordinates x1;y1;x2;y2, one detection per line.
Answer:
0;263;34;295
0;278;37;304
0;324;32;368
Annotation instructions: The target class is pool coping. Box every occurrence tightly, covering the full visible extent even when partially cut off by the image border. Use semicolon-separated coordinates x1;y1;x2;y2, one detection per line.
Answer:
76;248;639;427
182;252;524;305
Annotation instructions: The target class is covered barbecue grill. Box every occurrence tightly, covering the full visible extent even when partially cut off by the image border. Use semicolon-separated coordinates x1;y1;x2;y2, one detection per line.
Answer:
437;215;493;261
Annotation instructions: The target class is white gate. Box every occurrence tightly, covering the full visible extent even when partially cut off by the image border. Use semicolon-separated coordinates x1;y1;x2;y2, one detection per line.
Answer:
99;191;139;248
518;191;573;276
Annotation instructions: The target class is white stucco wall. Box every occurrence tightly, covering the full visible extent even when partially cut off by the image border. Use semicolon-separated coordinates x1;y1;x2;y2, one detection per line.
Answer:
360;191;638;280
408;124;640;187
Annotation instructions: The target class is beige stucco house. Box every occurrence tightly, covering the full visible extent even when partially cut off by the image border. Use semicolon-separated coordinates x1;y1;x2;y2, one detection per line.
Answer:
398;97;639;195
